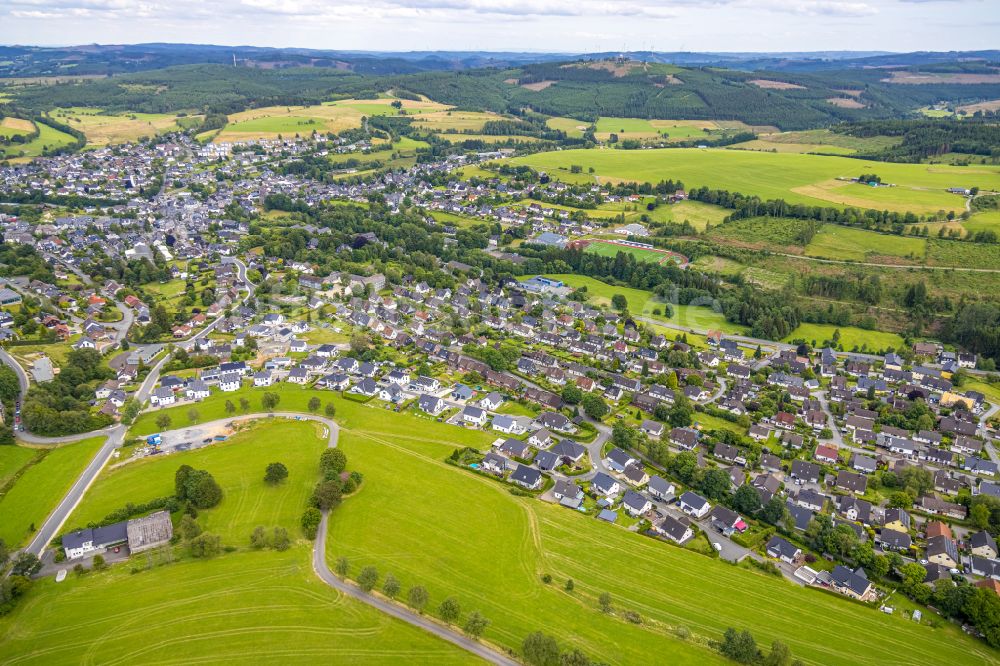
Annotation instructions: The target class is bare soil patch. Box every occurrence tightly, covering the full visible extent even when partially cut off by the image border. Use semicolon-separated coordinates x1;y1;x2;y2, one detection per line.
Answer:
521;80;557;91
883;71;1000;84
957;98;1000;114
827;97;866;109
750;79;806;90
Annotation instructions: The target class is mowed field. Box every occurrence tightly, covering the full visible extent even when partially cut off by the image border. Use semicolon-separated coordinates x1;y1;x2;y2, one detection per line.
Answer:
730;129;901;156
212;98;450;142
593;117;740;142
324;407;995;666
805;225;927;262
0;548;475;665
583;239;686;265
66;420;325;542
0;437;105;548
505;148;1000;214
0;116;35;138
48;107;200;146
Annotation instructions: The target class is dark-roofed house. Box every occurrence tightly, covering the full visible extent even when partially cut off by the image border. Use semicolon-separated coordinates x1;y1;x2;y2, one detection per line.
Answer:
830;566;875;601
876;529;912;551
647;475;676;501
971;531;999;560
836;470;867;494
417;394;446;416
553;479;583;503
605;447;637;473
62;521;128;560
590;472;620;498
926;535;959;569
510;464;542;490
785;501;814;531
622;490;652;517
766;536;802;564
655;515;693;544
679;491;711;518
790;460;820;484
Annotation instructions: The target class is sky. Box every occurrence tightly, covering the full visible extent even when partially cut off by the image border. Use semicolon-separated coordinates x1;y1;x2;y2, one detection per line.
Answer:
1;0;998;53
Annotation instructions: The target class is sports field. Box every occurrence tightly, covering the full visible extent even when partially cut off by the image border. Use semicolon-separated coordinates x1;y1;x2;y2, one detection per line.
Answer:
783;323;905;352
505;148;1000;214
67;420;326;542
325;408;994;665
0;437;105;548
582;239;687;265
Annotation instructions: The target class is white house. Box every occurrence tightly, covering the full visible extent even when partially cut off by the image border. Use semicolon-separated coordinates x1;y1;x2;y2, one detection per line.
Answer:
185;381;210;401
462;405;488;426
679;491;711;518
218;372;242;392
491;414;526;435
479;391;504;411
149;387;175;407
254;371;274;387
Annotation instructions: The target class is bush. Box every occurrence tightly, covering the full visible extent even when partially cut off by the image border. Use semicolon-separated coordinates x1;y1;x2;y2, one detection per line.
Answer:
189;533;222;558
271;527;290;551
407;585;429;612
439;596;461;623
357;566;379;592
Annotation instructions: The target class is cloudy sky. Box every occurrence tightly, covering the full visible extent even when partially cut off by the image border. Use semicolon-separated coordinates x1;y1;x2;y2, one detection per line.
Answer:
1;0;997;53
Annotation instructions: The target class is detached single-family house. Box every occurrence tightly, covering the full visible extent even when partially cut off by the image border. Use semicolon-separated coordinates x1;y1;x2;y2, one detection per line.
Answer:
462;405;488;426
646;475;675;501
830;566;875;601
622;490;652;517
510;464;542;490
418;394;446;416
971;531;999;560
590;472;620;498
766;536;802;564
150;387;175;407
678;491;711;518
479;392;505;411
185;380;210;401
656;515;693;543
218;372;242;392
492;414;526;435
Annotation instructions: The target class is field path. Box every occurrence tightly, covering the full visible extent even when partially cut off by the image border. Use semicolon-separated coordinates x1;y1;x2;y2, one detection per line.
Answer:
773;251;1000;272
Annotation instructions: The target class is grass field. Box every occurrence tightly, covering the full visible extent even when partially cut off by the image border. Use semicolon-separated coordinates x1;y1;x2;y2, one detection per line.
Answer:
324;408;995;665
0;120;77;159
505;148;1000;214
0;437;105;547
0;547;474;665
668;200;730;231
805;226;926;262
435;133;541;144
213;98;449;142
0;445;40;489
545;116;590;137
783;322;904;352
48;107;198;146
592;117;730;142
535;274;747;334
0;116;34;138
730;129;901;156
67;421;326;542
411;110;503;133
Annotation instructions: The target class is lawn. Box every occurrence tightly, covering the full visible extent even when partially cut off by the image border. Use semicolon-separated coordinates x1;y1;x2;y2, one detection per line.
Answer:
324;409;995;666
0;436;105;548
545;116;590;138
783;322;905;353
584;240;684;265
669;200;730;231
505;148;1000;214
0;444;39;489
805;226;926;262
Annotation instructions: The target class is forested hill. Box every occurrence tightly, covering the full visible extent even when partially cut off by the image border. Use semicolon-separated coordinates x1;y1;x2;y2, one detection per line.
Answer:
5;57;1000;131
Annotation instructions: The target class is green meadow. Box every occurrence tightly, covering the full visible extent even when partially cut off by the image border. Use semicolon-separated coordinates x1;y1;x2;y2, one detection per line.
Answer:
66;420;327;541
505;148;1000;214
325;408;994;666
805;225;927;262
535;274;747;334
0;437;105;548
783;322;905;352
0;121;77;159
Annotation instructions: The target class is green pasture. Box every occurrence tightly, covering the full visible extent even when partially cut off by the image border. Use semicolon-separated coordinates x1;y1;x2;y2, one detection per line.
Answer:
0;437;105;547
505;148;1000;214
783;323;904;353
805;226;926;262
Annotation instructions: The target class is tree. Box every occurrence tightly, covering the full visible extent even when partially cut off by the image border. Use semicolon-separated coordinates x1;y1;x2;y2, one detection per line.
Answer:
225;400;236;415
91;554;108;571
250;526;269;549
239;397;250;413
325;402;336;417
761;497;787;526
311;479;343;510
900;562;928;589
187;408;200;423
301;507;322;539
264;462;289;485
0;538;8;567
971;503;991;530
178;514;202;540
261;392;280;411
121;398;141;424
407;585;429;612
561;385;583;405
564;578;574;592
11;553;41;577
357;566;379;592
464;611;490;638
272;527;290;551
439;596;461;623
382;573;401;599
598;591;612;613
189;533;221;558
733;485;762;515
764;640;792;666
179;469;223;508
720;628;761;664
308;397;321;413
611;294;628;311
581;394;608;420
335;556;349;577
320;448;348;478
155;414;172;431
522;631;560;666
